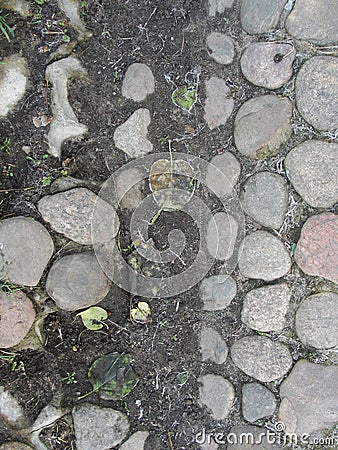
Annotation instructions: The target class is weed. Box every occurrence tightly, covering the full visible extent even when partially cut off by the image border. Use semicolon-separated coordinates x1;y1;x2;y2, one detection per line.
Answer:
0;281;22;294
2;163;15;177
0;9;14;42
42;174;54;186
0;352;26;374
0;137;11;154
61;371;77;384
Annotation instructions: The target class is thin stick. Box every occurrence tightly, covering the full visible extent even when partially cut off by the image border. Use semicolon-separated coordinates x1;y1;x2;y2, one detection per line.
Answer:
168;432;174;450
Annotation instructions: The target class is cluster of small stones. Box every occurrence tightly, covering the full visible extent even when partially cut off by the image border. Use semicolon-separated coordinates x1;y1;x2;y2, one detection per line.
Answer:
0;0;338;448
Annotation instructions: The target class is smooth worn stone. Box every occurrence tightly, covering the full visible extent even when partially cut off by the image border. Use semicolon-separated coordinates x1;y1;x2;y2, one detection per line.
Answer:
73;403;129;450
115;167;146;210
295;292;338;349
234;95;292;159
113;108;153;158
57;0;92;38
279;360;338;438
46;57;88;158
0;386;28;428
207;212;238;260
46;252;111;311
0;55;29;118
231;336;293;382
206;32;235;65
242;383;277;422
198;374;235;420
238;231;291;281
208;0;234;16
0;0;31;17
241;284;291;332
38;187;119;245
286;0;338;46
0;291;35;349
0;443;33;450
294;212;337;284
204;77;234;130
206;152;241;198
200;275;237;311
240;172;288;230
285;140;338;208
119;431;149;450
227;424;280;449
240;42;295;89
122;63;155;102
295;56;338;131
200;326;228;364
0;216;54;286
240;0;286;35
50;176;102;194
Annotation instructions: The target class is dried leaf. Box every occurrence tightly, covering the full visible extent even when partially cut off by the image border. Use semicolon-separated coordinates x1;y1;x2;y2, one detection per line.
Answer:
130;301;151;324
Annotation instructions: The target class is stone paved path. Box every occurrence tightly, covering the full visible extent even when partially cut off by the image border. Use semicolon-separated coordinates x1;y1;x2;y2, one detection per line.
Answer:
0;0;337;449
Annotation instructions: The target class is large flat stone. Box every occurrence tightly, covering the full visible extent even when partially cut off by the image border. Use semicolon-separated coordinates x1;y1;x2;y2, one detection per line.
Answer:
200;275;237;311
285;140;338;208
240;0;286;35
122;63;155;102
38;188;119;245
0;55;29;118
204;77;234;130
0;386;28;429
295;292;338;349
206;152;241;198
295;56;338;131
119;431;149;450
241;284;290;332
279;360;338;438
240;172;288;229
241;42;295;89
234;95;292;159
46;252;111;311
0;216;54;286
294;212;337;284
0;291;35;348
73;403;129;450
198;374;235;420
238;231;291;281
242;383;277;422
231;336;293;382
286;0;338;45
113;108;153;158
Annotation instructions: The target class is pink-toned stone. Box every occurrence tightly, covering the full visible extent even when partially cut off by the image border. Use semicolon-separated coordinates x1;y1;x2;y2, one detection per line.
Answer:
0;291;35;348
295;212;337;284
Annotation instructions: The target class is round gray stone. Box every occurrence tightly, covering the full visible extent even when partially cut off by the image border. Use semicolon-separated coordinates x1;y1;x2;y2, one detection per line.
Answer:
238;231;292;281
0;291;35;349
0;55;29;118
296;56;338;131
207;212;238;261
279;360;338;437
231;336;293;382
295;292;338;349
122;63;155;102
0;443;33;450
240;42;295;89
0;216;54;286
204;76;234;130
38;188;119;245
208;0;234;16
206;32;235;65
200;326;228;364
285;140;338;208
113;108;153;158
240;0;286;35
46;252;111;311
0;386;29;429
200;275;237;311
198;374;235;420
242;383;277;422
227;424;280;449
73;403;129;450
119;431;149;450
234;95;292;159
241;283;291;332
286;0;338;46
206;152;241;198
240;172;288;230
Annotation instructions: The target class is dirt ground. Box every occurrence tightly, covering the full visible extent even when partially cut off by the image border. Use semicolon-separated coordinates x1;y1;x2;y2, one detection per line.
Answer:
0;1;337;449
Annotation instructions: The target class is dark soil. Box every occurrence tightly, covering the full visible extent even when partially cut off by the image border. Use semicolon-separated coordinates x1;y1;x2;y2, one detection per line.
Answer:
1;1;337;449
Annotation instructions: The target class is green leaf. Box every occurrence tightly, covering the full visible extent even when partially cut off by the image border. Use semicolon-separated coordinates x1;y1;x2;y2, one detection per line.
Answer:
130;301;151;324
172;85;196;111
77;306;108;330
87;352;139;400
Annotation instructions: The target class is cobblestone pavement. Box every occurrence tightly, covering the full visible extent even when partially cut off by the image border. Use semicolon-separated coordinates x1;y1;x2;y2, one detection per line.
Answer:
0;0;337;449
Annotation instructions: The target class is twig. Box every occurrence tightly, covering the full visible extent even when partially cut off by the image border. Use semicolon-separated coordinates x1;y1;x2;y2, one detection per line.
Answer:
168;432;174;450
0;186;34;193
